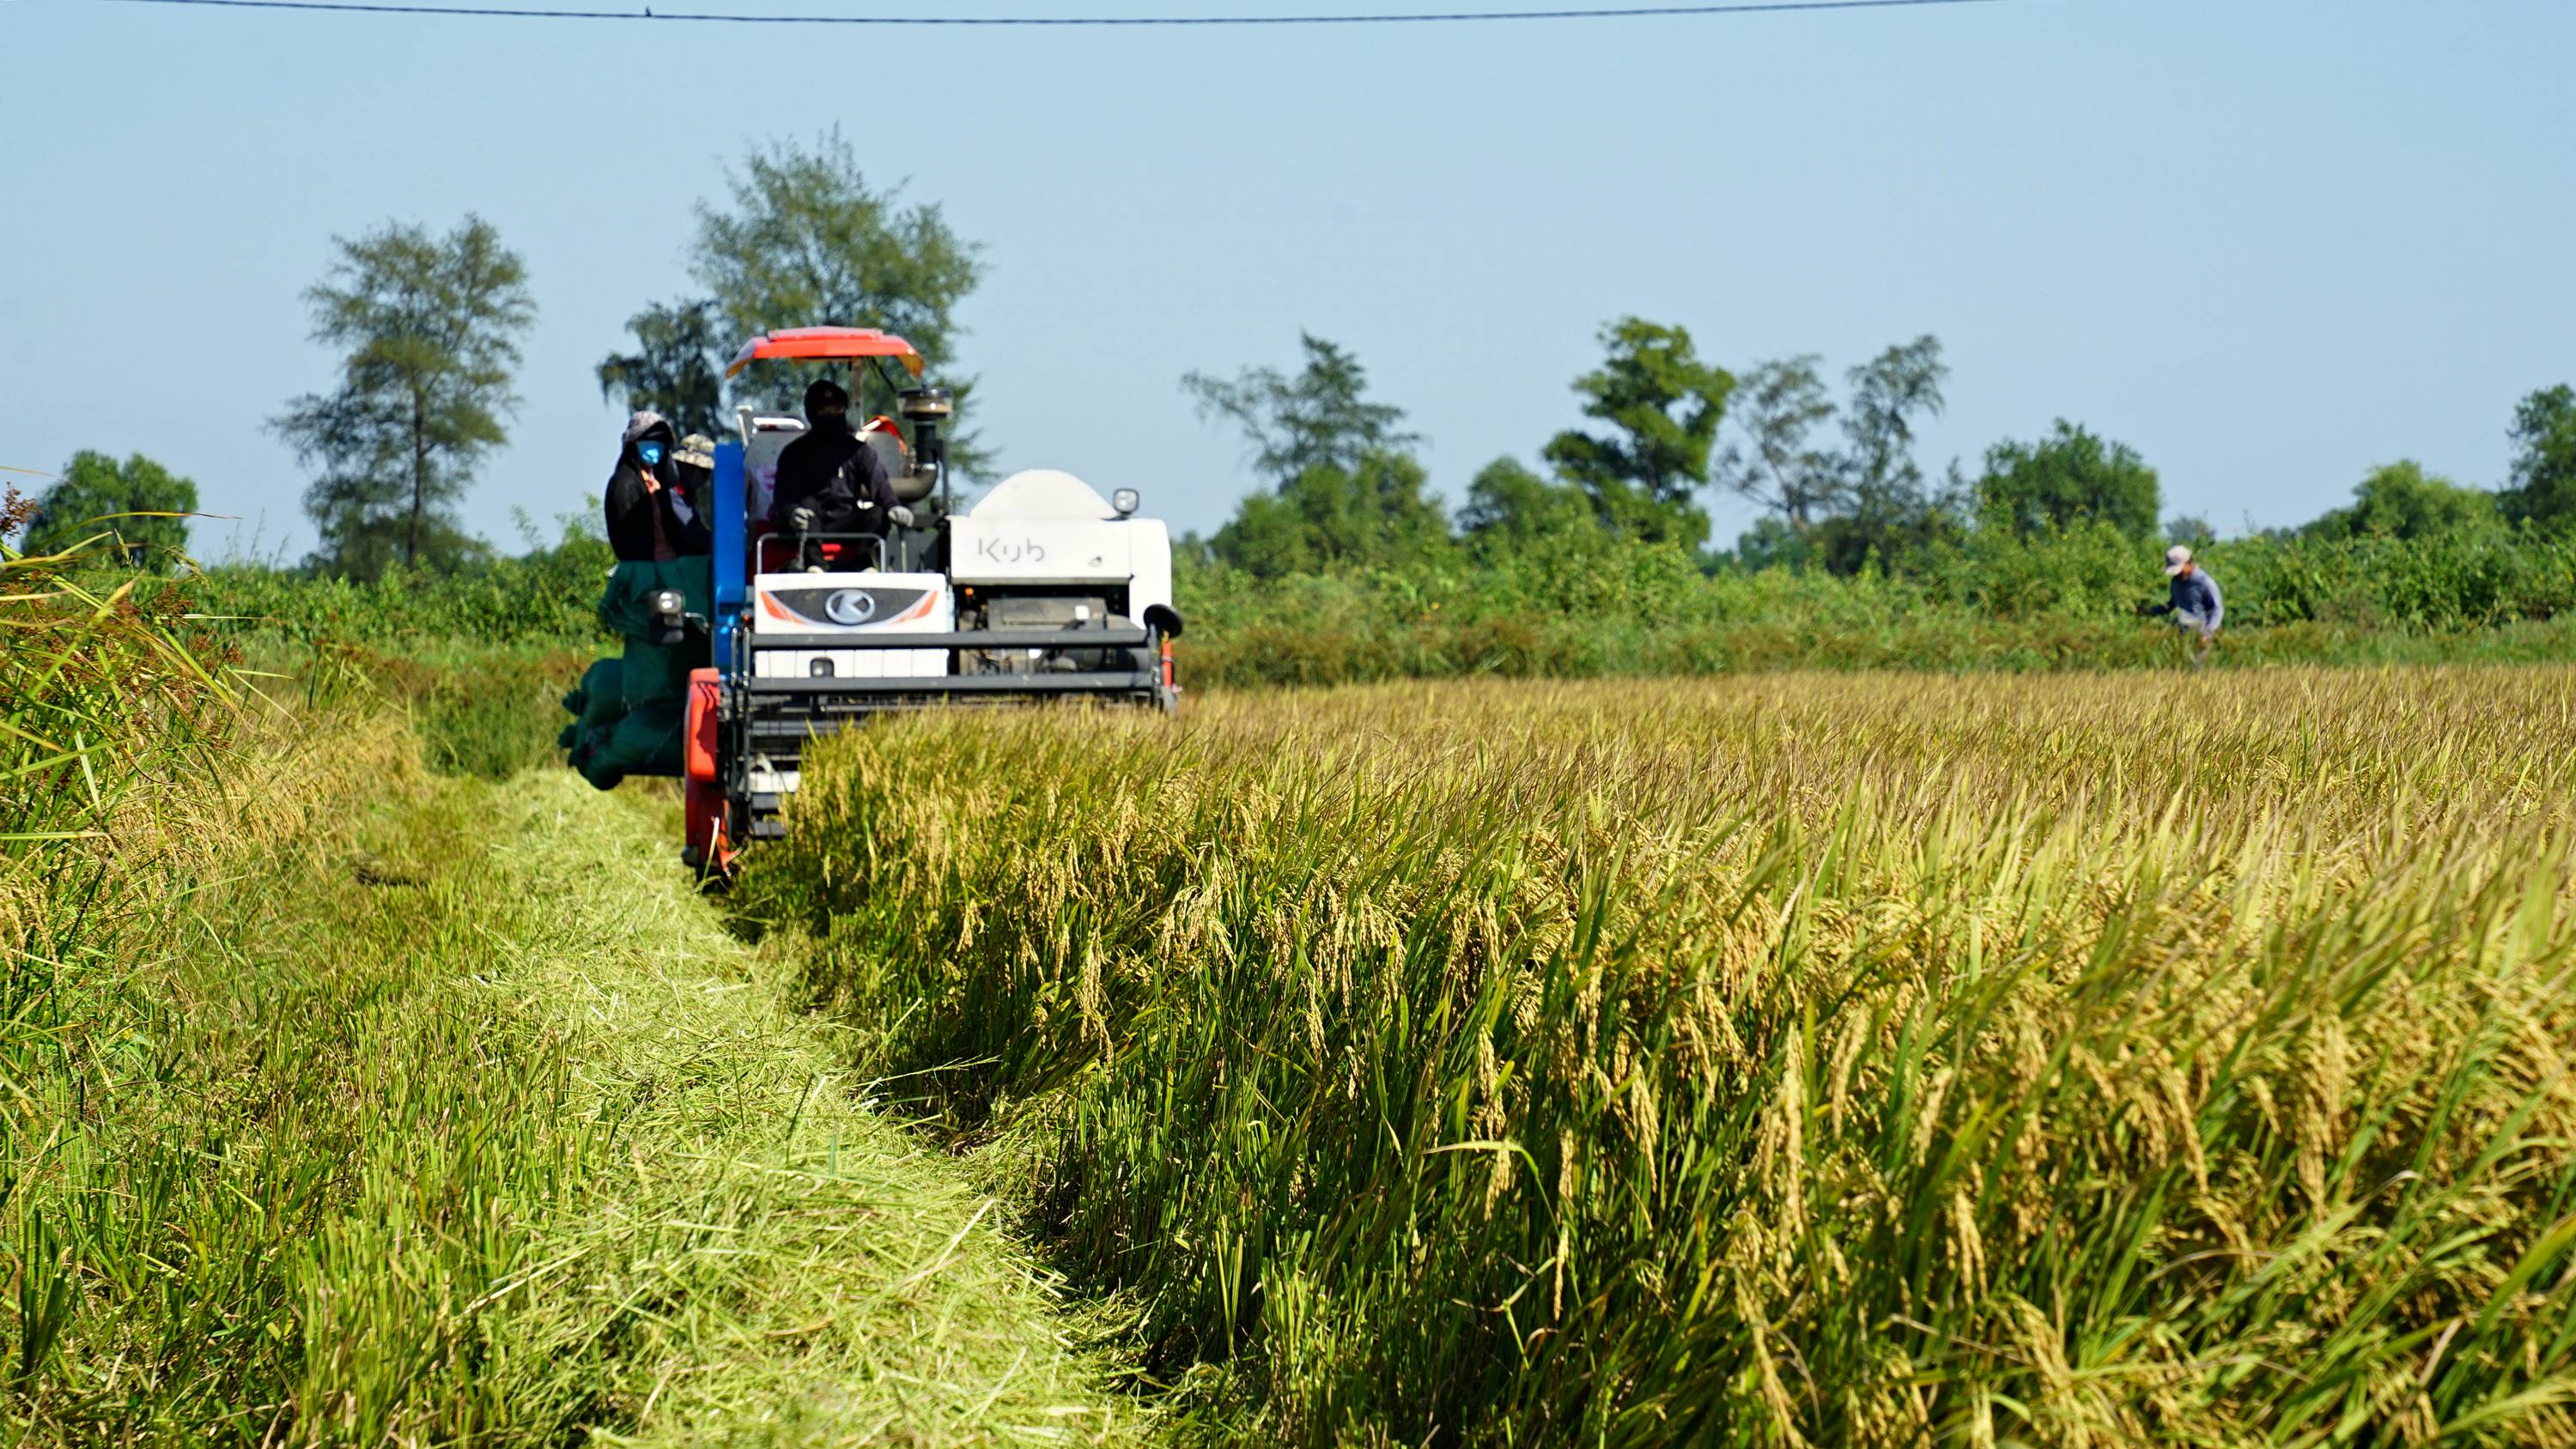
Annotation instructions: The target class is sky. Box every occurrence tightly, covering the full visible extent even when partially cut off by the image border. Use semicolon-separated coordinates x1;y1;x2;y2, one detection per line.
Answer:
4;0;2572;561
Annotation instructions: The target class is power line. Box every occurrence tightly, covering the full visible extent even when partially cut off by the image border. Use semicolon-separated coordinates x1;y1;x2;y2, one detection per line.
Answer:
101;0;1998;27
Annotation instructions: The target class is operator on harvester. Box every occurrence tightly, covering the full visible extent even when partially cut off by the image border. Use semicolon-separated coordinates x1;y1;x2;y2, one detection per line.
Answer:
561;411;716;790
769;377;911;571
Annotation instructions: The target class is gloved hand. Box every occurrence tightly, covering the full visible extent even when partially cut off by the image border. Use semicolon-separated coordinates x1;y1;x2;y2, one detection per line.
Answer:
888;505;915;529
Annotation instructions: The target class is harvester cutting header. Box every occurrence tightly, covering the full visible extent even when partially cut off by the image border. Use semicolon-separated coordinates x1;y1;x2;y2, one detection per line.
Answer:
560;325;1182;874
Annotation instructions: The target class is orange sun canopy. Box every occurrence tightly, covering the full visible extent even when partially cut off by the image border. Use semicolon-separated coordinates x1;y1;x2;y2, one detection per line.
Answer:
724;326;926;379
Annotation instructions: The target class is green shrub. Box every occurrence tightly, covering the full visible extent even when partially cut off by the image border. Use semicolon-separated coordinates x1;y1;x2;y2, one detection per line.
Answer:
1174;524;2576;686
191;529;617;651
181;515;2576;688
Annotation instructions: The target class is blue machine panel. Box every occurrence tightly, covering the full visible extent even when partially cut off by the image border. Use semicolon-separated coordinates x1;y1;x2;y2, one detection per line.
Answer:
706;442;747;669
712;439;746;670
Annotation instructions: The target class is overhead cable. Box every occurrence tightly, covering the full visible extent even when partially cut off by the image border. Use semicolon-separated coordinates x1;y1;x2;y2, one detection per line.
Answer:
100;0;1999;27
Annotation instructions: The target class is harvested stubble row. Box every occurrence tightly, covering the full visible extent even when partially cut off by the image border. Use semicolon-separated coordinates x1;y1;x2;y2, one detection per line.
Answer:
744;669;2576;1446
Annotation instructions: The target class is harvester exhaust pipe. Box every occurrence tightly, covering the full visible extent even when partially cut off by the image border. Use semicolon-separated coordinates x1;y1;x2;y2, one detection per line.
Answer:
899;387;953;512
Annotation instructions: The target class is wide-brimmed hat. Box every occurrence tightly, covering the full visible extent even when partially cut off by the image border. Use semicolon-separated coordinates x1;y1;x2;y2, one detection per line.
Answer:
2165;544;2193;577
676;433;716;470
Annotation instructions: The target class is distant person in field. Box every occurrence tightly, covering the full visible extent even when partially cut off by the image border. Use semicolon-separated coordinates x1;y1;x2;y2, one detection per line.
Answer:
2148;543;2222;664
605;411;710;562
770;378;902;567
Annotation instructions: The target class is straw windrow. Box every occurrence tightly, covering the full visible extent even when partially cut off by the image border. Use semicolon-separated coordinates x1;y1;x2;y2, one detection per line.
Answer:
2;543;1143;1442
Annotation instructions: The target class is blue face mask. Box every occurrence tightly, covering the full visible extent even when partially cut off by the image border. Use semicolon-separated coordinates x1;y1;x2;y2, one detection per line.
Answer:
636;441;667;467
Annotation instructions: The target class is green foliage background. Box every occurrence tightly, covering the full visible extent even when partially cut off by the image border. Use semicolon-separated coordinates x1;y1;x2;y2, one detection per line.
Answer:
1174;520;2576;685
20;452;198;569
175;517;2576;688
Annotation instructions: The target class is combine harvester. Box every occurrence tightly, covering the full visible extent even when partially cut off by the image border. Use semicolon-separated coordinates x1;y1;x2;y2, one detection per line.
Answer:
673;326;1183;873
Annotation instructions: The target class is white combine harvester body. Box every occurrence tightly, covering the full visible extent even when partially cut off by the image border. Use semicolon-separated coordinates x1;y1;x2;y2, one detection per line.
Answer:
686;332;1183;867
951;469;1176;608
744;464;1178;669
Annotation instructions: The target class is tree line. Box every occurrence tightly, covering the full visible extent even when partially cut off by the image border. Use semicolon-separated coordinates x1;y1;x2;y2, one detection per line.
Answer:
12;132;975;580
12;137;2573;590
1182;323;2576;580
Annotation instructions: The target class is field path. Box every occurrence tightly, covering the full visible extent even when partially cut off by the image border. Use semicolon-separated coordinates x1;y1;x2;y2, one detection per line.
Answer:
331;764;1142;1444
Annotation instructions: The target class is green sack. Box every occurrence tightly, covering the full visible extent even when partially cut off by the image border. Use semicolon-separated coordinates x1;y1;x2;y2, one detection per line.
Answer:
597;558;713;715
597;556;713;640
564;559;713;790
559;658;627;749
621;634;701;714
577;703;685;791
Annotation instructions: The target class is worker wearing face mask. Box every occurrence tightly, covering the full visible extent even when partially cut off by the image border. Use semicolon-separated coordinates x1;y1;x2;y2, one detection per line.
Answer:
572;411;714;791
605;411;711;562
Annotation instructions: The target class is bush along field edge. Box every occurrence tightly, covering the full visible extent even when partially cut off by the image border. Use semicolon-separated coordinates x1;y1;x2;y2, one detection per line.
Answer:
173;511;2576;688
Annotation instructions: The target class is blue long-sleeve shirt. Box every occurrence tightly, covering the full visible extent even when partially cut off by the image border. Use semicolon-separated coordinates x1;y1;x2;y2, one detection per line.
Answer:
2158;568;2222;628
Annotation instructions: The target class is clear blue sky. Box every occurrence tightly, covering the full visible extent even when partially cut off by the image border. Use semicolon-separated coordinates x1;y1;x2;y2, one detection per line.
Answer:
5;0;2571;559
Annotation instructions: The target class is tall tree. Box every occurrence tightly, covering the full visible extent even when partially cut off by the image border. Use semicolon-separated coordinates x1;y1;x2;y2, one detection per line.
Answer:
21;452;197;569
2165;513;2218;548
1459;455;1605;555
1184;333;1420;487
1540;318;1733;548
1974;420;2160;538
1711;355;1840;537
272;215;533;578
2503;384;2576;528
2306;460;2499;541
690;131;987;471
1728;516;1812;571
1806;336;1957;572
596;299;726;439
1209;452;1451;579
1841;336;1948;512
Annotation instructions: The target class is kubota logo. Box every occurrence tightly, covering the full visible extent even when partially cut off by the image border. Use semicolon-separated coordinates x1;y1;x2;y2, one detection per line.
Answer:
975;537;1047;564
823;589;878;625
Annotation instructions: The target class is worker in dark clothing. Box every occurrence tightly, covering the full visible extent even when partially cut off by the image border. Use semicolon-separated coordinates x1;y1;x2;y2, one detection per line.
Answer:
770;378;907;567
675;433;717;503
575;411;713;788
2147;543;2223;665
604;411;710;561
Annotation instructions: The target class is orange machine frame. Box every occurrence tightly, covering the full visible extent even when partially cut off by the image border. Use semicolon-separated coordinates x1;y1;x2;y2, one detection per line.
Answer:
723;326;926;379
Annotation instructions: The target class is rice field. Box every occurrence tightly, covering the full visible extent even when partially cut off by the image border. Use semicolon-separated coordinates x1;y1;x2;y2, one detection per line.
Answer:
746;669;2576;1445
17;518;2576;1443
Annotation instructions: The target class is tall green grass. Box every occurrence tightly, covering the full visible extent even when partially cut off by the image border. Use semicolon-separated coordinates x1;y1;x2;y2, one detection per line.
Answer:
746;671;2576;1443
2;539;270;1430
